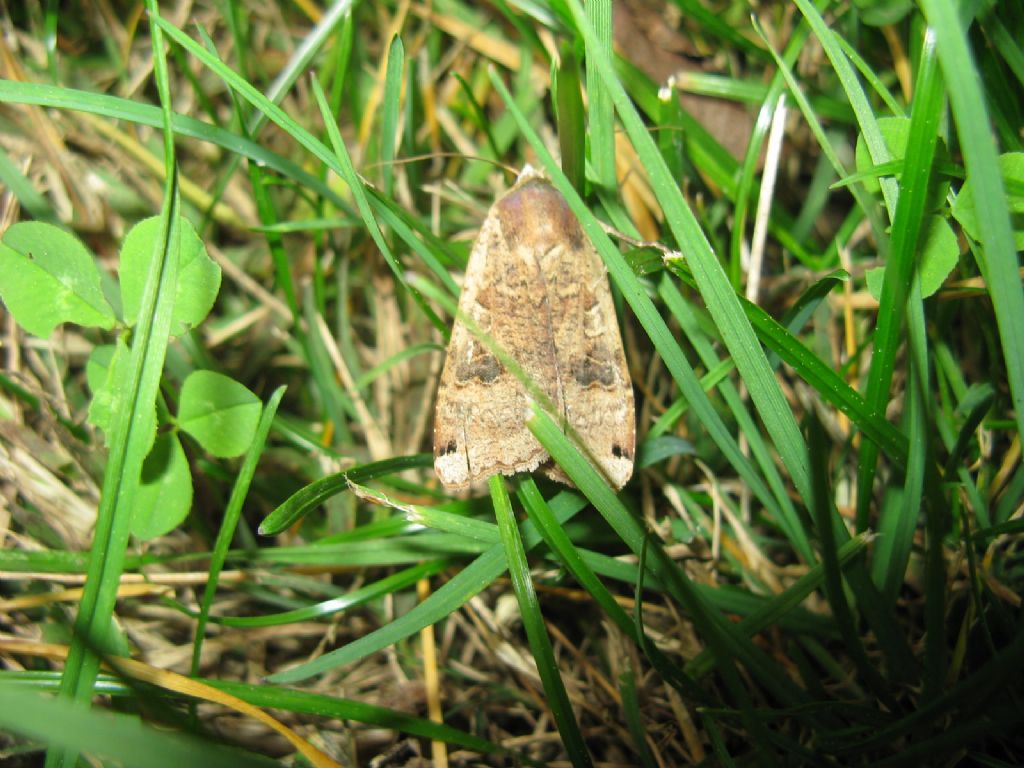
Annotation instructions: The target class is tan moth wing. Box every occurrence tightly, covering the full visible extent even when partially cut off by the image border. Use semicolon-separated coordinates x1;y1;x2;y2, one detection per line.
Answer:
433;167;634;490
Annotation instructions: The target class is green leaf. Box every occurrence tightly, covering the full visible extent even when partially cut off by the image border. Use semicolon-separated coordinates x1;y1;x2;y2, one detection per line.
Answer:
85;344;118;397
177;370;261;458
854;116;950;210
915;216;960;297
85;343;121;439
0;221;116;337
866;216;960;300
952;151;1024;250
853;0;914;26
854;117;907;200
132;432;193;540
85;338;156;455
120;216;221;336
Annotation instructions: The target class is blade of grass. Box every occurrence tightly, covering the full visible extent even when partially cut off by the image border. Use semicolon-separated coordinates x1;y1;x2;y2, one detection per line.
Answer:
728;20;809;286
310;76;446;335
5;668;506;761
303;292;358;443
920;0;1024;454
190;386;285;675
674;0;770;59
805;416;898;711
258;453;432;535
205;679;505;758
48;6;182;767
267;491;590;682
537;0;817;542
0;147;59;224
1;684;279;768
516;477;704;700
753;12;892;416
151;18;447;335
692;264;908;467
658;277;801;545
829;623;1024;756
768;11;948;689
0;80;354;218
526;405;812;711
784;4;952;549
184;561;448;628
205;0;355;232
619;667;658;768
380;35;404;196
684;533;870;679
867;28;943;601
584;0;614;195
750;27;951;686
554;46;585;194
490;477;593;768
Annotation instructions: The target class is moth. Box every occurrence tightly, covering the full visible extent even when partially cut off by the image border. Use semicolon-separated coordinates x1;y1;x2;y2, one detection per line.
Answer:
433;166;635;490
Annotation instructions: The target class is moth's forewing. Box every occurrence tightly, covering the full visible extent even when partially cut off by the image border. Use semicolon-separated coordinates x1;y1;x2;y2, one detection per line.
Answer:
434;169;634;490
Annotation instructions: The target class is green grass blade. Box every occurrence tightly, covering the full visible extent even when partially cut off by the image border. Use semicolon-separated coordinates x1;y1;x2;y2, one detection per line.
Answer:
527;405;811;711
1;684;278;768
310;76;446;335
380;35;404;196
564;0;814;516
516;478;704;699
0;79;354;215
266;492;589;682
728;21;810;285
866;29;944;599
151;18;446;335
259;454;432;534
684;533;870;679
780;1;899;529
619;667;658;768
189;561;448;628
554;46;586;194
490;476;594;768
48;7;182;767
190;386;285;675
806;418;897;710
658;277;803;548
920;0;1024;446
204;679;503;757
0;147;59;224
584;0;614;194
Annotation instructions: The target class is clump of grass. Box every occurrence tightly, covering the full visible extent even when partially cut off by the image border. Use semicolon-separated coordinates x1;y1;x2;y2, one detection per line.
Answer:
1;1;1022;766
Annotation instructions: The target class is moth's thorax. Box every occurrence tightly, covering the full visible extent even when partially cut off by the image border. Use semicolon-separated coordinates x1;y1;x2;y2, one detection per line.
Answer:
495;180;584;252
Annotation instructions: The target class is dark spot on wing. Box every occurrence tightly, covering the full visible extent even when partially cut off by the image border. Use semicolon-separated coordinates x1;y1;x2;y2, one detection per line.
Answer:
455;349;501;383
572;354;616;387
